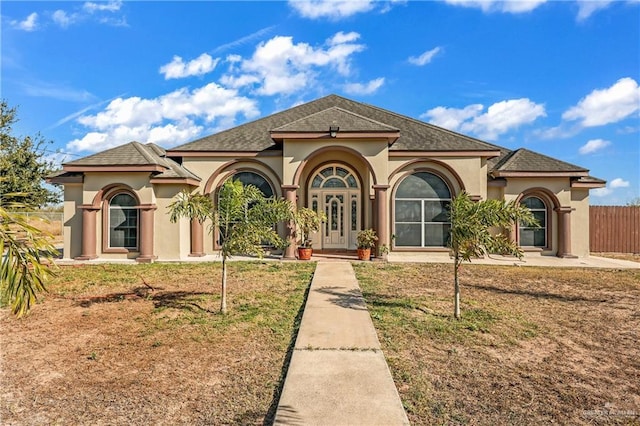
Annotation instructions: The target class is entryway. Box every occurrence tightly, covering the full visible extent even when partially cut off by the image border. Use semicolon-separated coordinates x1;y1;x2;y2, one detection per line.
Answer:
308;164;361;250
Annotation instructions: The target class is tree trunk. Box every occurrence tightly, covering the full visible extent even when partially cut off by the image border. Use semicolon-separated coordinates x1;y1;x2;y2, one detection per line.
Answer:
454;255;461;320
221;254;228;314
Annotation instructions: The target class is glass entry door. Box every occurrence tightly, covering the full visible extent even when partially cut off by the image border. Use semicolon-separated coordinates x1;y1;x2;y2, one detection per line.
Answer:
324;192;347;248
308;165;361;250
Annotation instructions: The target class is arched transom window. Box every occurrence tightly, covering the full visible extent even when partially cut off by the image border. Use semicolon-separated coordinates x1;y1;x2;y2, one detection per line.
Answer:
311;166;359;189
394;172;451;247
520;196;547;247
231;171;274;198
108;192;138;249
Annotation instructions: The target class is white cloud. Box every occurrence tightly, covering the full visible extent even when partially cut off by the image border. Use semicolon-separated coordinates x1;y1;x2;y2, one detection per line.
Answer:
592;177;631;197
52;10;77;28
67;83;259;152
83;1;123;13
576;0;613;21
12;12;39;31
344;77;385;95
591;186;611;197
408;47;442;66
222;32;366;96
443;0;547;13
423;98;546;140
422;104;484;130
289;0;375;19
562;77;640;127
159;54;220;79
610;178;630;188
579;138;611;154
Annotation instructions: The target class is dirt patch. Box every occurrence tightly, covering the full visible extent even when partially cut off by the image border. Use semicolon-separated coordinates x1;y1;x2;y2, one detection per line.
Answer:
0;262;314;425
355;263;640;425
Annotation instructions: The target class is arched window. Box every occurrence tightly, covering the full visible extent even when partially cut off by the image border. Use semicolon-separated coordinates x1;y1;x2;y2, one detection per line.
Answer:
394;172;451;247
311;166;359;189
520;196;547;247
108;192;138;249
231;171;274;198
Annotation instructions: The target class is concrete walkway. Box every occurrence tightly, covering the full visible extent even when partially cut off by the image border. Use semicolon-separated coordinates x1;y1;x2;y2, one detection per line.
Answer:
274;261;409;425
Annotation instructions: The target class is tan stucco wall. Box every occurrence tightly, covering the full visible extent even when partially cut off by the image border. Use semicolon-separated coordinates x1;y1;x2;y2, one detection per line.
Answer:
64;146;596;260
571;188;590;257
154;184;192;260
63;183;83;260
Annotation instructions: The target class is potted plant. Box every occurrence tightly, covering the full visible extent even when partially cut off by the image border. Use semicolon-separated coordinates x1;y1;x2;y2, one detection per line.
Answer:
294;207;327;260
356;229;378;261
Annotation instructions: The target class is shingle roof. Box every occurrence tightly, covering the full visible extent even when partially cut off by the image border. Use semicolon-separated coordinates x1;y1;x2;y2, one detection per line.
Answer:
492;148;588;173
171;94;501;153
63;142;200;181
272;106;399;133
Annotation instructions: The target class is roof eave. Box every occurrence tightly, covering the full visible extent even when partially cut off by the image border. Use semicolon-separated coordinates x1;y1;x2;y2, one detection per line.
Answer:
491;170;589;178
270;131;400;142
149;177;201;186
63;165;167;173
389;150;502;158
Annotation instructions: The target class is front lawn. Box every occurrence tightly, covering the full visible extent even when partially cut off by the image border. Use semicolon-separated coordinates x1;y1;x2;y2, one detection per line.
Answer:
0;262;314;425
354;262;640;425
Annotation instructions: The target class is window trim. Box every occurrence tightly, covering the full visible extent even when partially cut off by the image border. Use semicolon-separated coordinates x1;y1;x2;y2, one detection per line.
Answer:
393;171;453;249
516;191;555;252
102;190;140;253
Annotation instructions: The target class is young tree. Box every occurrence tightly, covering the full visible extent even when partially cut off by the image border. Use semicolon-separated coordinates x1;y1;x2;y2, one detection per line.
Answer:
0;100;60;207
168;179;293;314
448;192;537;319
1;201;58;317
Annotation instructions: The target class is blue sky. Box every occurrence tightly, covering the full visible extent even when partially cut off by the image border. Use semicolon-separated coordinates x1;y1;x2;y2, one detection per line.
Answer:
2;0;639;205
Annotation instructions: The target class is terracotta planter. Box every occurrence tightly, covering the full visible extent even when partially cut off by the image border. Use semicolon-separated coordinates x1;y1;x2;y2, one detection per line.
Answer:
298;247;313;260
357;248;371;261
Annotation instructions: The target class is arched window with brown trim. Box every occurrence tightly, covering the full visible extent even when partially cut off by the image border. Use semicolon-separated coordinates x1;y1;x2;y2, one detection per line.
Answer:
394;172;452;247
519;196;548;248
107;192;139;249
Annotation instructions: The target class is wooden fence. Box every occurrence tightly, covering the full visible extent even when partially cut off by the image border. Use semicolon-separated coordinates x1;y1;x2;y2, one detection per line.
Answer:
590;206;640;253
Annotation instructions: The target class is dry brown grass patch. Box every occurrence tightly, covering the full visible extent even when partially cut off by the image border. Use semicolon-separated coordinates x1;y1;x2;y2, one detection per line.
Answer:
0;261;314;425
355;262;640;425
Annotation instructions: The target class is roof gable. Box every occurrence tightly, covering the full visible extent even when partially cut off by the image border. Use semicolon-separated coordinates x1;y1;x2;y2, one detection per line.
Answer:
491;148;588;176
272;106;399;133
63;141;200;182
170;94;502;153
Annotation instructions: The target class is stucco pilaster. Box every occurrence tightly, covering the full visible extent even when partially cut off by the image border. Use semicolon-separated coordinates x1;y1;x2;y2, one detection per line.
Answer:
373;185;390;257
137;204;157;263
189;219;205;257
556;206;576;258
76;205;100;260
282;185;299;259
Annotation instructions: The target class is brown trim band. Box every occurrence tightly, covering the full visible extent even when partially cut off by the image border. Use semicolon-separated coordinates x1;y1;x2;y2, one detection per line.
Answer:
168;150;282;157
492;171;588;177
64;165;166;172
389;150;501;158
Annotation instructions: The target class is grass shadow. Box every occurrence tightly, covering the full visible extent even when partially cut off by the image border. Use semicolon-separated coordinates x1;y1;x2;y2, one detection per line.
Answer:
263;271;314;425
468;283;606;303
314;286;367;310
76;288;217;314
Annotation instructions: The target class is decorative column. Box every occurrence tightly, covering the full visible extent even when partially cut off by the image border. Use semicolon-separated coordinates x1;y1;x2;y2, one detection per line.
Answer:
373;185;390;258
282;185;299;259
555;206;577;258
189;219;205;257
137;204;157;263
76;204;100;260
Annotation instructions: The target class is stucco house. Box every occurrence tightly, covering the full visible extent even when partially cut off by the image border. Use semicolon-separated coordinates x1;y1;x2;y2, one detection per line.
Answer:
49;94;605;262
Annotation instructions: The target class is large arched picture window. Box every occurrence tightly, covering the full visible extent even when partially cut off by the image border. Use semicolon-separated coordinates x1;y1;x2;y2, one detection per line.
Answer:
394;172;451;247
231;171;274;198
108;192;138;249
520;196;547;247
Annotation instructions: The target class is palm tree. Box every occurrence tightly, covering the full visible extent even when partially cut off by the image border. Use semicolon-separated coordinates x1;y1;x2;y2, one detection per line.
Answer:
169;179;293;313
1;201;58;317
448;192;537;319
